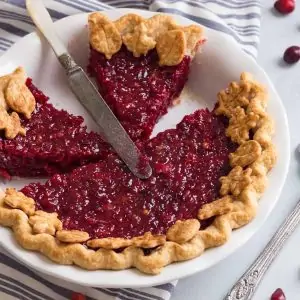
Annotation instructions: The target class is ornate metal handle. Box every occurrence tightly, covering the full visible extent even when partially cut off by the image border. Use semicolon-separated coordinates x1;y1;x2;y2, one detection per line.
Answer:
224;199;300;300
58;53;81;75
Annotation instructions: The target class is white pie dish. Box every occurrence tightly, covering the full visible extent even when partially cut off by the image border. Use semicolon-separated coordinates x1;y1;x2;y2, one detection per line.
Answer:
0;8;290;288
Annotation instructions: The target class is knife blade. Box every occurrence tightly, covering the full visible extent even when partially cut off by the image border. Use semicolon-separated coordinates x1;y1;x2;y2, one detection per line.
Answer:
60;55;152;179
26;0;152;179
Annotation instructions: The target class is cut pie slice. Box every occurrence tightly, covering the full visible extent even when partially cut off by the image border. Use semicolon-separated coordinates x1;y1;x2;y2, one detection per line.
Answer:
0;71;110;179
88;12;205;141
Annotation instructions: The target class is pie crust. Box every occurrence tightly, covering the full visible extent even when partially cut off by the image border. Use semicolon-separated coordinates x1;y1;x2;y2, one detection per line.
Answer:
0;67;35;139
0;68;276;274
88;12;204;66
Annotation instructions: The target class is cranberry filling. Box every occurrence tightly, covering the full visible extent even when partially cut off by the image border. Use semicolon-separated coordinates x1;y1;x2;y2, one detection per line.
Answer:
1;44;237;240
21;109;236;239
1;46;190;179
0;79;110;178
89;46;191;142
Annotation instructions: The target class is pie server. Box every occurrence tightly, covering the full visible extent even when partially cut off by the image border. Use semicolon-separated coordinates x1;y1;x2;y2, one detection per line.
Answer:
26;0;152;179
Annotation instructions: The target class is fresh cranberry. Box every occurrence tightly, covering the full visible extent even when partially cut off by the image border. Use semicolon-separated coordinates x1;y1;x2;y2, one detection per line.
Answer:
274;0;295;14
71;292;86;300
283;46;300;64
271;288;286;300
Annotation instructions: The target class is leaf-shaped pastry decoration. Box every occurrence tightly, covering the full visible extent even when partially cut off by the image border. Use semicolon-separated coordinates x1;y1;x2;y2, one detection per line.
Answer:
29;211;62;235
156;30;186;66
0;77;10;110
226;107;260;144
220;166;252;196
144;15;178;40
114;13;144;36
0;67;26;111
167;219;200;243
4;188;35;215
88;12;122;59
56;230;90;243
88;12;205;65
6;76;36;119
230;140;262;168
122;22;156;57
183;25;204;56
0;107;26;139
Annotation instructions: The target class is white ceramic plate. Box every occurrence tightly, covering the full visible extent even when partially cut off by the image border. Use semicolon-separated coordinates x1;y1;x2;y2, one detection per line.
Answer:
0;8;290;288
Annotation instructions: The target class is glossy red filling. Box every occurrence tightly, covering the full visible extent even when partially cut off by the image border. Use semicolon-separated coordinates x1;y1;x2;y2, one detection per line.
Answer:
88;46;191;142
2;45;236;240
21;109;236;239
0;46;190;179
0;79;110;178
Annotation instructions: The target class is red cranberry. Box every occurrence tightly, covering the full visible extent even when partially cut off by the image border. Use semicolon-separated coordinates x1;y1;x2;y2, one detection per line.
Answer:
274;0;295;14
283;46;300;64
271;288;286;300
71;292;86;300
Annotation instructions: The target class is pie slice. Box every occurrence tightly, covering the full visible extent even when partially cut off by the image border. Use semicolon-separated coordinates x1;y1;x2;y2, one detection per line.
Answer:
0;70;110;179
0;13;276;275
88;13;205;141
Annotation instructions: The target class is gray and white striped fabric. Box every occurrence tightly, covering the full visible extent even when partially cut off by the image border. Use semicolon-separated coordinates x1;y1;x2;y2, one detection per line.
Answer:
0;0;261;299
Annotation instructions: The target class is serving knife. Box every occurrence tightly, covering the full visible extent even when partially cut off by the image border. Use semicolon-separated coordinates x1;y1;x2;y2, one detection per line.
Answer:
26;0;152;179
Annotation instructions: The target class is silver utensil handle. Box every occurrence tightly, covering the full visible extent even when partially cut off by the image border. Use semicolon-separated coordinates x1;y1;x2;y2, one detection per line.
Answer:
224;199;300;300
26;0;67;57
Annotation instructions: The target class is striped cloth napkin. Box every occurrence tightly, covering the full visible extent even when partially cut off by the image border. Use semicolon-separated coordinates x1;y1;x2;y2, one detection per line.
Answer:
0;0;261;299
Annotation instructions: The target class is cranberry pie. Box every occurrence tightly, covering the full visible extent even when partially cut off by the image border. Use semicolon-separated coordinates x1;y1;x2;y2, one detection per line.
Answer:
0;13;276;274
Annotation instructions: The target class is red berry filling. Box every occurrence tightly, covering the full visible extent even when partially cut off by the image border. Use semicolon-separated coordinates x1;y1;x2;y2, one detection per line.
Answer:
88;46;191;142
21;109;236;239
0;46;191;179
1;40;237;241
0;79;110;178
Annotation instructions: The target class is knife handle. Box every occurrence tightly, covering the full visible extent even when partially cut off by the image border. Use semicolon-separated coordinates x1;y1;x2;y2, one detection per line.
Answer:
26;0;80;74
26;0;67;57
58;53;80;74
